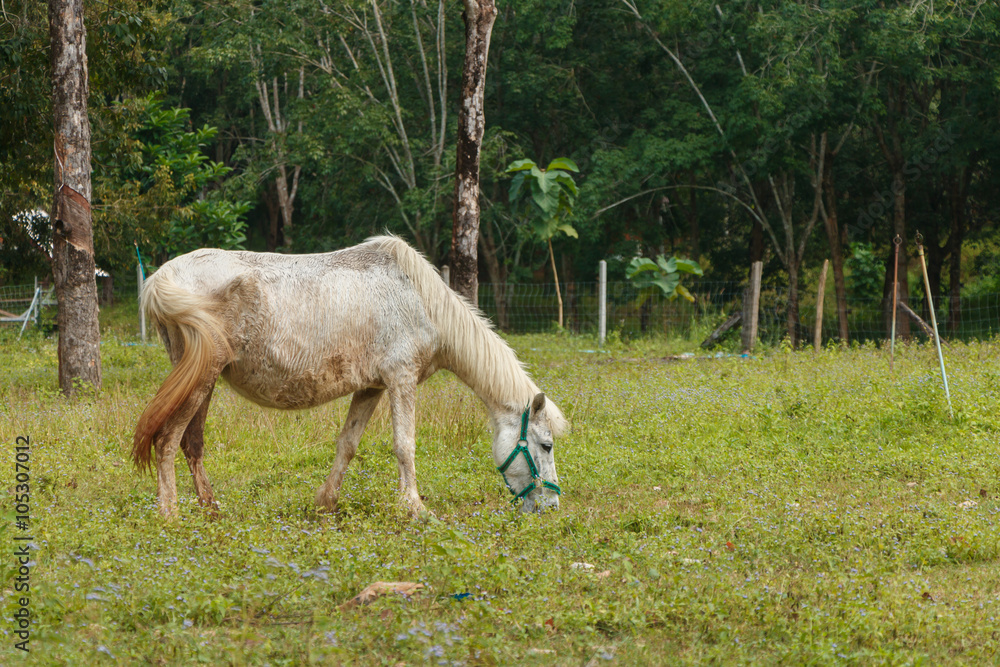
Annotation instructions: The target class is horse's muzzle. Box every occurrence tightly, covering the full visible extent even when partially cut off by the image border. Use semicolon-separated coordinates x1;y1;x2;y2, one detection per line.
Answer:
521;489;560;514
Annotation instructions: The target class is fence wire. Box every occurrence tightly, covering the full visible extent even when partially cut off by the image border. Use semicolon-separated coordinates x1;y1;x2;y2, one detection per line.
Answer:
477;282;1000;344
0;284;38;309
5;278;1000;344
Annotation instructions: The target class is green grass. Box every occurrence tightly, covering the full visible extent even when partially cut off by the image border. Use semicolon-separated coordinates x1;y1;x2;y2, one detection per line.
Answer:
2;305;1000;665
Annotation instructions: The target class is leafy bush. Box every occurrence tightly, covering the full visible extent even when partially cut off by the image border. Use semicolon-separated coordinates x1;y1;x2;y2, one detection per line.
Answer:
846;242;884;300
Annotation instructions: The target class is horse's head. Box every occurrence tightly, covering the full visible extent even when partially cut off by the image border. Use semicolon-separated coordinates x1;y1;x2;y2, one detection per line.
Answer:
493;392;566;514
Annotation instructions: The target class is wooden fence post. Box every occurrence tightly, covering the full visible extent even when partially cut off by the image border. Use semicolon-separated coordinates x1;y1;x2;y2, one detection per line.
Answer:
741;261;762;352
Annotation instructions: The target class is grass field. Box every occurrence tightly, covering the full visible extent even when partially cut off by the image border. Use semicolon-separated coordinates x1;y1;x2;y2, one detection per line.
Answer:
2;305;1000;665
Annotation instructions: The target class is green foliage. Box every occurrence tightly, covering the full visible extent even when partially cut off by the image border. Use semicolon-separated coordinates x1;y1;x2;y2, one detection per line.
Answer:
138;98;250;255
846;242;885;301
92;95;251;263
167;199;251;254
506;157;580;241
3;0;1000;333
626;254;703;304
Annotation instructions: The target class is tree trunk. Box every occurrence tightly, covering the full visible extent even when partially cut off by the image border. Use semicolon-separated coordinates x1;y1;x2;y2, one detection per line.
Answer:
274;165;299;249
49;0;101;395
253;67;304;250
946;174;965;333
449;0;496;303
99;275;113;306
639;299;652;334
749;217;764;264
873;86;910;339
562;252;578;333
821;158;849;342
478;222;509;330
786;260;799;347
687;172;700;257
548;239;564;329
881;168;910;338
925;229;945;318
264;180;282;251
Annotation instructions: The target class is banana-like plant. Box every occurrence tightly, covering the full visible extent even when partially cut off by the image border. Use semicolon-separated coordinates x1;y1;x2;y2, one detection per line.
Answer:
626;255;703;305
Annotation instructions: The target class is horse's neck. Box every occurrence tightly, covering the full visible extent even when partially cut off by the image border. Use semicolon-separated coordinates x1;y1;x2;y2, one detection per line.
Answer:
440;349;536;421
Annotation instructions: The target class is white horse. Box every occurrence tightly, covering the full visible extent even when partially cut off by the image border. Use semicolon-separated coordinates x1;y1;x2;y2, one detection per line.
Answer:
133;235;567;518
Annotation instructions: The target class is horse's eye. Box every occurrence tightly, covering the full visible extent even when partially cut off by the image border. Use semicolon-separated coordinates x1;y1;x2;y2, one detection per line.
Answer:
540;442;553;453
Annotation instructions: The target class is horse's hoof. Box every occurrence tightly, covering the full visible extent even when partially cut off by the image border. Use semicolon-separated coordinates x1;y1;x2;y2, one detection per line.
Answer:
314;489;339;514
315;500;339;515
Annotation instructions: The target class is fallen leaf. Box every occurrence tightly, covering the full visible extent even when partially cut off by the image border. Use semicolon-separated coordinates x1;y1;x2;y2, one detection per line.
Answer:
922;591;934;602
980;488;988;498
596;570;612;579
725;541;736;552
544;617;555;631
339;582;424;611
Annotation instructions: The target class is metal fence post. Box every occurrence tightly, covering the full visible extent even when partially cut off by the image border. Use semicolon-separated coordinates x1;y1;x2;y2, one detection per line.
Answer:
598;260;607;346
137;260;146;342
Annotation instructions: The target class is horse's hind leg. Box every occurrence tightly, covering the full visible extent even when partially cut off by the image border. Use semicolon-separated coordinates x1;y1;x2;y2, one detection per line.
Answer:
154;327;223;518
155;380;216;517
180;384;217;513
315;387;384;512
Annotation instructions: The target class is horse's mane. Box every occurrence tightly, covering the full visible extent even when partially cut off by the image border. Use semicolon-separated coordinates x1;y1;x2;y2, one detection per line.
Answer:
365;235;567;436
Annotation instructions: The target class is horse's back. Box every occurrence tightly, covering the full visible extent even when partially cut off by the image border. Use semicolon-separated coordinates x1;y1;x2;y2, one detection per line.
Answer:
156;245;439;410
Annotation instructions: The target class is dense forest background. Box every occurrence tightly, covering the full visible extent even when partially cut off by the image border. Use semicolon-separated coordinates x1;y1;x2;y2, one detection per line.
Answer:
3;0;999;342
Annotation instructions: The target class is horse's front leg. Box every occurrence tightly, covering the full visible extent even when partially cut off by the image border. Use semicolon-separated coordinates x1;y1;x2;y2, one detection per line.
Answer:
315;387;384;512
387;382;428;518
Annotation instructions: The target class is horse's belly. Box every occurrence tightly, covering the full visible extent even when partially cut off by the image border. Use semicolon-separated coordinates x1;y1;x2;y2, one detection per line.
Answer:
222;351;376;410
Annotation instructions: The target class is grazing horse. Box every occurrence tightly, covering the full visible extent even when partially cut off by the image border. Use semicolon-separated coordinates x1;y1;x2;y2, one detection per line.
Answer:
133;236;568;518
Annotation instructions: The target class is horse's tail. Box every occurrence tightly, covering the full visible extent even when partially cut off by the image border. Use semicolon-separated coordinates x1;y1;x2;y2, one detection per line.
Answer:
364;234;569;436
133;268;230;472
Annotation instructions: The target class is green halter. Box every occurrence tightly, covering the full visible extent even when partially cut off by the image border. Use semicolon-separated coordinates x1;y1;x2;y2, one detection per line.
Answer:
497;404;561;504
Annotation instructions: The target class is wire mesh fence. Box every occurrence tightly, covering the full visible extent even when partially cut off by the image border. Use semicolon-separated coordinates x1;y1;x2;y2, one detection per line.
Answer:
5;275;1000;345
477;281;1000;344
0;284;38;310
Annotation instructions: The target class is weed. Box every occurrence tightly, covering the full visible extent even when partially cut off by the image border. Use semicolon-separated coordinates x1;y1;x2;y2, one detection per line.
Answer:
0;305;998;663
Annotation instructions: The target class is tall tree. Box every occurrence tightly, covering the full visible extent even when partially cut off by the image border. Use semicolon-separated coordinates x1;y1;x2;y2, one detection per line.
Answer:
250;53;304;250
450;0;496;302
49;0;101;394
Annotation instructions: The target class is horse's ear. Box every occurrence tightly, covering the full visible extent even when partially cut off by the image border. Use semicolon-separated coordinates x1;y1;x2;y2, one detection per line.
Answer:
530;392;546;417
